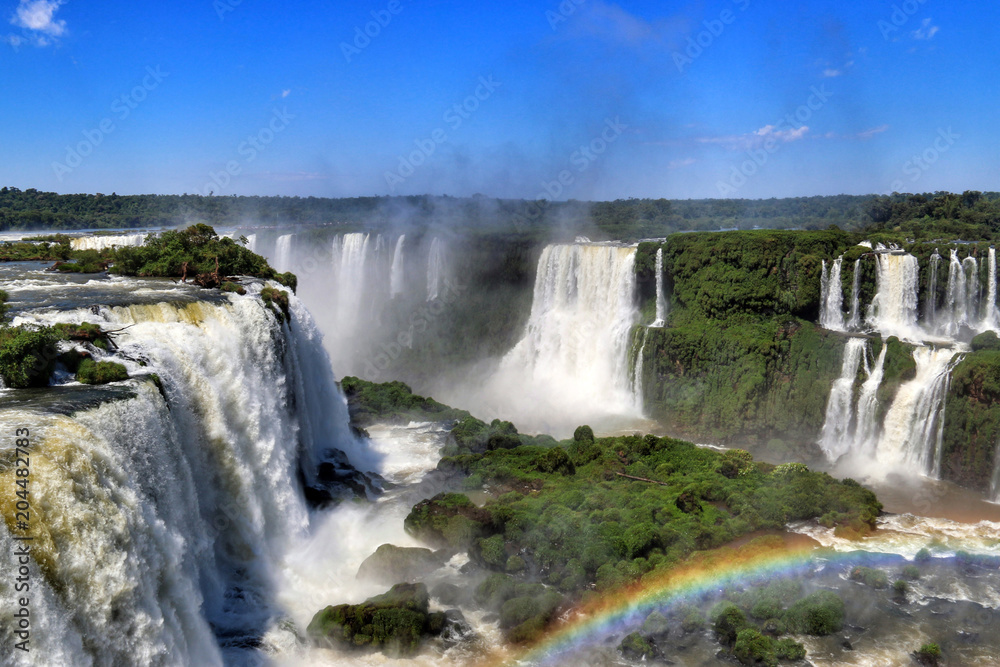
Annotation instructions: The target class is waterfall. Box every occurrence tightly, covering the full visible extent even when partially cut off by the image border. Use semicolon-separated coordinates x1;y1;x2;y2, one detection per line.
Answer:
651;247;667;328
818;338;866;460
853;343;888;456
70;233;148;251
389;235;405;298
336;233;372;326
942;249;968;336
867;251;920;339
875;346;959;476
985;247;999;330
275;234;294;273
0;287;366;665
491;243;640;432
244;233;257;253
426;237;444;301
819;257;845;331
846;259;862;331
964;256;980;325
632;328;649;409
926;250;941;331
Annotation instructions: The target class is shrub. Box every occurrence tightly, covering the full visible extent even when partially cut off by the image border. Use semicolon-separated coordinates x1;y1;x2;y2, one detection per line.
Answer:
733;628;777;667
783;591;844;635
261;286;290;322
0;326;59;388
915;548;932;562
850;566;889;589
902;564;921;580
76;359;129;385
220;281;246;295
714;602;748;645
618;632;656;661
893;579;909;596
916;643;941;666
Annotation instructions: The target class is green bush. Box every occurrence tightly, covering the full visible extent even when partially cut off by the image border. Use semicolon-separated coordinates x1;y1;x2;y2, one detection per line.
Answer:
714;602;748;645
733;628;777;667
261;286;290;322
849;566;889;589
915;548;932;562
618;632;656;661
76;359;128;385
0;326;59;388
902;564;921;580
916;643;941;666
782;591;844;635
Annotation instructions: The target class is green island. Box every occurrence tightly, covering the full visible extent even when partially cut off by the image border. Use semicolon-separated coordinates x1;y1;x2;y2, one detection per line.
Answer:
313;377;883;664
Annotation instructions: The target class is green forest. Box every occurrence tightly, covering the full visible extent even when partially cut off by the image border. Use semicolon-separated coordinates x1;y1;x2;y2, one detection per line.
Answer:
3;187;1000;241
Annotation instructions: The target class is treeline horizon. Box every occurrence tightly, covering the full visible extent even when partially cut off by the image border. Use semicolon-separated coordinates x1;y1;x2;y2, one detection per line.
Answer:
2;186;999;241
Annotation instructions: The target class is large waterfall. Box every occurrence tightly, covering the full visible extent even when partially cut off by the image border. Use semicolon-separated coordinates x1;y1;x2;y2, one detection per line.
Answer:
867;251;920;339
819;257;845;331
426;237;444;302
390;234;406;298
874;347;958;476
846;258;862;331
985;247;998;330
275;233;294;273
651;247;667;328
484;242;640;435
0;282;368;666
817;338;866;459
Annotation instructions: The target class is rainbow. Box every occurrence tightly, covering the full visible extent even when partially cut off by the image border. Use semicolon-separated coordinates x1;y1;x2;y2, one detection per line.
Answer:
480;536;907;666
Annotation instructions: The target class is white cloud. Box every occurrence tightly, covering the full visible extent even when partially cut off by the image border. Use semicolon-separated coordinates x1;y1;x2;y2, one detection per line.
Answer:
822;68;842;78
9;0;66;46
667;158;696;170
857;124;889;140
281;89;291;98
697;124;810;150
911;18;939;40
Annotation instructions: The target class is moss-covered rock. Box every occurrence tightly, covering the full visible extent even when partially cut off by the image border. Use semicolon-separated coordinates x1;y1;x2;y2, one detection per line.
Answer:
76;359;129;385
782;590;844;635
404;493;491;550
306;583;451;658
356;544;446;585
618;631;656;660
261;286;290;323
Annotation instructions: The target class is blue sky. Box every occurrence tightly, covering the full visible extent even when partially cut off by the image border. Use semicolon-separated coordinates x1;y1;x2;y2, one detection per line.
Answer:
0;0;996;200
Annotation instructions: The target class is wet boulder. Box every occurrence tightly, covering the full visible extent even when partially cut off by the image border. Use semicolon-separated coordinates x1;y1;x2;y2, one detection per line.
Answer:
356;544;447;585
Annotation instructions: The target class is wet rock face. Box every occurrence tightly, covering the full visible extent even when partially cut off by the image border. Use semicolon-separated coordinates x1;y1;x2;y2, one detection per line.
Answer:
306;583;466;658
356;544;447;585
302;447;383;509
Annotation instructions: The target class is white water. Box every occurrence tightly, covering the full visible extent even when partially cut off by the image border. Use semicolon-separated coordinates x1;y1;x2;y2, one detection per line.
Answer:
875;346;959;476
853;342;887;457
245;233;258;253
985;247;999;330
480;242;640;435
70;233;148;251
632;328;649;409
0;282;366;666
818;338;866;459
866;251;920;340
964;255;980;324
426;237;444;302
819;257;845;331
651;247;667;328
275;234;294;273
846;258;862;330
926;250;941;331
336;232;372;330
390;234;406;298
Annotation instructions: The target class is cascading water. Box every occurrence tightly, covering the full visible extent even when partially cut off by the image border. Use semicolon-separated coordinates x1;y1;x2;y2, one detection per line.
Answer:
963;255;980;324
336;233;372;326
926;250;941;331
484;242;640;434
651;247;667;328
245;233;258;253
426;238;444;302
853;343;887;456
0;282;368;666
70;233;147;251
942;249;968;336
867;250;920;340
275;234;294;273
819;257;845;331
631;328;649;409
818;338;866;460
390;234;406;298
985;247;998;331
846;258;862;331
875;346;959;476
